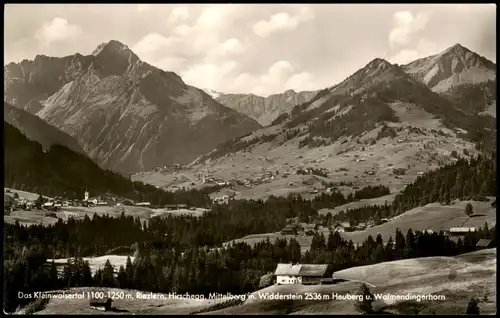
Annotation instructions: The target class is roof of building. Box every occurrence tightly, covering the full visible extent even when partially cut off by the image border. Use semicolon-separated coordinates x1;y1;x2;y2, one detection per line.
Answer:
450;227;476;232
274;263;328;277
282;224;298;230
476;239;492;247
298;264;328;277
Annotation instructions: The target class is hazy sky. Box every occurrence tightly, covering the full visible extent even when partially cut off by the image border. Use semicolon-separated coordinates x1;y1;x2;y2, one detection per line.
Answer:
4;4;496;96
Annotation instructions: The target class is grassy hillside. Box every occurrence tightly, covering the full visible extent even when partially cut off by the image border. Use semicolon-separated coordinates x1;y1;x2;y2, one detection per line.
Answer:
226;198;496;250
210;248;496;315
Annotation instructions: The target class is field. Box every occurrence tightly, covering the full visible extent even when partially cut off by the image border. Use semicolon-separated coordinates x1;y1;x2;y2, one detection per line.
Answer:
318;193;398;216
4;188;209;226
338;198;496;245
4;187;52;201
30;248;496;315
226;198;496;250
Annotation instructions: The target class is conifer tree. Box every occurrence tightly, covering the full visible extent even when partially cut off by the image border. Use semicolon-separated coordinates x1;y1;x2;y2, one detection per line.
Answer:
466;297;480;315
355;283;374;314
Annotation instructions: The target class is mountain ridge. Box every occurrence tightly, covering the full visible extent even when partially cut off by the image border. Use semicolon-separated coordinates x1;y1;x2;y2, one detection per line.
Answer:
4;102;86;155
214;89;320;126
402;43;496;92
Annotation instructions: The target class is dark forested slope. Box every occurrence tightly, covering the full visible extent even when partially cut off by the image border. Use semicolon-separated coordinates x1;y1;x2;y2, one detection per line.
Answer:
4;123;212;207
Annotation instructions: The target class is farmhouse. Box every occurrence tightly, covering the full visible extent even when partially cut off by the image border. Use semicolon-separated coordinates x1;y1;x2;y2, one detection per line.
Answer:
89;297;113;311
275;263;330;285
356;222;367;230
135;202;151;207
281;224;299;235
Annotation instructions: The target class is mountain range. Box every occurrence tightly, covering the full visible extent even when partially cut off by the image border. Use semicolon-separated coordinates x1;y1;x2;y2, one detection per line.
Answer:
205;89;319;126
177;44;496;199
4;40;260;174
4;42;496;181
201;43;495;127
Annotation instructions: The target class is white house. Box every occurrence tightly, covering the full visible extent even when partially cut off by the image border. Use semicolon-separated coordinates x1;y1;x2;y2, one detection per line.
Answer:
275;264;303;285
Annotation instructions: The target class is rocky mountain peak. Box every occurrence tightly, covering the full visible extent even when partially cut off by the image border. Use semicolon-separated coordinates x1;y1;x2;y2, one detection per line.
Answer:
365;58;393;72
402;44;496;92
91;40;140;77
443;43;469;56
92;40;135;56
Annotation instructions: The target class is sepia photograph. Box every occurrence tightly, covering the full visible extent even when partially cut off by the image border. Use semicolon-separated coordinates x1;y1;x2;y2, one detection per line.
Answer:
3;3;496;315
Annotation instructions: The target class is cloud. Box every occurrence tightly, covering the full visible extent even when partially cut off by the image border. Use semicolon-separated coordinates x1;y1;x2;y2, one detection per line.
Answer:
182;61;237;89
168;7;190;24
253;6;315;38
5;4;494;96
35;18;82;46
131;33;178;62
196;5;237;29
216;38;245;56
213;60;319;96
389;11;430;49
137;4;151;13
389;39;438;64
173;24;192;36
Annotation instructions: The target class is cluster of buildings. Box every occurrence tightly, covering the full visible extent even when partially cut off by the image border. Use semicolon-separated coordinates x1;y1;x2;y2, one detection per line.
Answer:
280;223;320;236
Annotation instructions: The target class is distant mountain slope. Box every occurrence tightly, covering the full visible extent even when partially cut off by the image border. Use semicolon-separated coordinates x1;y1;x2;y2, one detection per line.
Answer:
215;89;319;126
285;58;476;146
195;46;494;166
4;122;212;206
4;102;85;155
443;80;496;115
402;43;496;93
4;40;261;174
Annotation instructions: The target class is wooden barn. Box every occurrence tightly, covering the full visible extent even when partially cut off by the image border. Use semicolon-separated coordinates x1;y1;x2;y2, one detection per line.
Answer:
89;297;113;311
299;264;329;285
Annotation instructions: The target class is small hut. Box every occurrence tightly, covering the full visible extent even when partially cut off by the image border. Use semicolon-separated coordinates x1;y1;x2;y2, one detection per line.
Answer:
89;297;113;311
